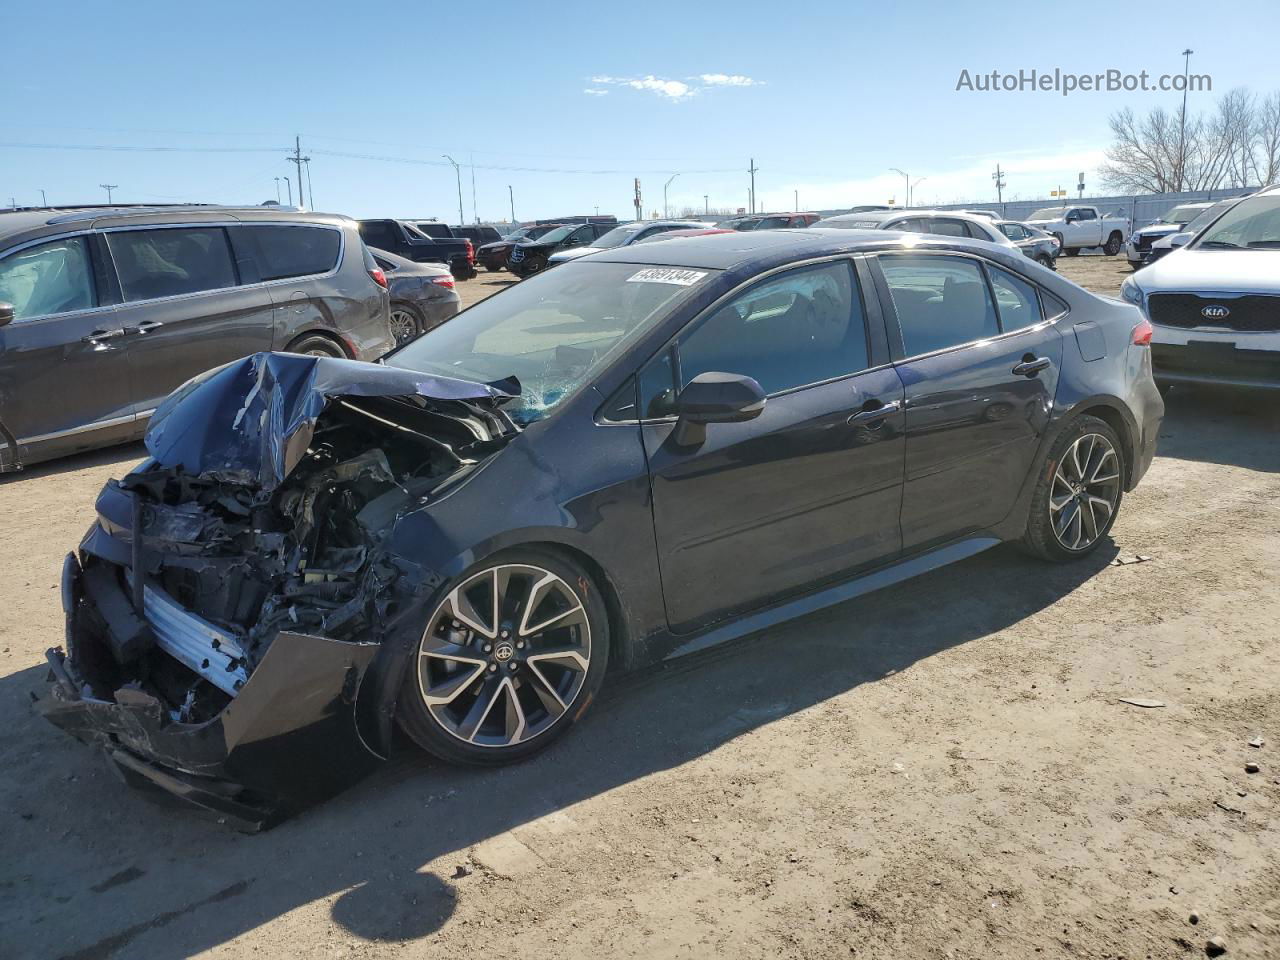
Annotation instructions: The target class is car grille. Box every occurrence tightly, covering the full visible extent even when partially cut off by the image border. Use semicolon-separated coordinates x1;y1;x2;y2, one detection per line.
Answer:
1135;234;1156;252
510;246;525;263
1148;293;1280;332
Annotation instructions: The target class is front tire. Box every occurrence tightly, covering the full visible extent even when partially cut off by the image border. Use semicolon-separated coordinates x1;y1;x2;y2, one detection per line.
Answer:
1103;232;1123;256
396;548;610;765
1021;416;1124;562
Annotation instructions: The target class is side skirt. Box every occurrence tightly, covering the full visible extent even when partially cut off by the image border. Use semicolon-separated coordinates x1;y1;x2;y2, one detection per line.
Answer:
666;536;1003;661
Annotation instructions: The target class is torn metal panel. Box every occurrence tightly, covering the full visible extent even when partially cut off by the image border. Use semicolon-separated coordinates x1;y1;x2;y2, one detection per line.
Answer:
144;351;515;491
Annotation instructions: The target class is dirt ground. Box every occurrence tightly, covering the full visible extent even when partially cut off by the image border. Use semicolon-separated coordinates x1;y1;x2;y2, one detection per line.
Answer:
2;257;1278;960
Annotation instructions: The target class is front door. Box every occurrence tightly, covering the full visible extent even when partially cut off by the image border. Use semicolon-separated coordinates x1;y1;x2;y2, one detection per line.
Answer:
104;226;275;416
0;233;135;465
873;252;1063;551
642;259;905;633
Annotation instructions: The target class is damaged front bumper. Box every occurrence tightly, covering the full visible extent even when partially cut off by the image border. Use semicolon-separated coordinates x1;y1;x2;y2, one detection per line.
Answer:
36;553;384;831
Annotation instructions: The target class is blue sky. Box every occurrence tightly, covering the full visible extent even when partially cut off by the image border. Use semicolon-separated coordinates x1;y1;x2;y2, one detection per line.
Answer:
2;0;1278;222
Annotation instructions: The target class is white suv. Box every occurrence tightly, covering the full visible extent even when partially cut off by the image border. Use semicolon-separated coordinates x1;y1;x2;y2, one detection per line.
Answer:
1121;186;1280;390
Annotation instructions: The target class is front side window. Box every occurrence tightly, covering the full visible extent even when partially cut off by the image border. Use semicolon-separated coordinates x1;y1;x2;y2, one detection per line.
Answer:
241;224;341;281
1076;209;1097;221
387;260;709;424
880;255;998;357
678;260;869;396
0;236;96;321
108;227;237;302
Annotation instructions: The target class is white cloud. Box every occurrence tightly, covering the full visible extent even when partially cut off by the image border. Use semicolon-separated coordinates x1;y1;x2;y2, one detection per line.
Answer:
586;72;759;100
698;73;758;87
582;88;609;96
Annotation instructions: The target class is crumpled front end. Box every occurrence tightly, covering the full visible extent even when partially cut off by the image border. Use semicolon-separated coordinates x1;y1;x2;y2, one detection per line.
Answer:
35;352;518;828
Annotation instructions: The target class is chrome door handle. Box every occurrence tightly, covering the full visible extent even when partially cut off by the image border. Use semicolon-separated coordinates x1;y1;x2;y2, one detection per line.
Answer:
1012;356;1052;377
81;328;128;344
848;400;902;424
129;320;164;335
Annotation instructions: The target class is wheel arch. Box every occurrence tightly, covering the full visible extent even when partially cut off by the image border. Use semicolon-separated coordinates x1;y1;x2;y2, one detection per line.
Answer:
283;329;353;358
1060;397;1138;490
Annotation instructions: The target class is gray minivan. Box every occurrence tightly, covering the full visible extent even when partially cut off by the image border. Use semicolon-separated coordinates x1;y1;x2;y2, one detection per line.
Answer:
0;205;394;472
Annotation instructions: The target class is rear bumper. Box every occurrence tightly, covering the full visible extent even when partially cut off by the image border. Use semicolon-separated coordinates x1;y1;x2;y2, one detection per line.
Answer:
34;551;384;830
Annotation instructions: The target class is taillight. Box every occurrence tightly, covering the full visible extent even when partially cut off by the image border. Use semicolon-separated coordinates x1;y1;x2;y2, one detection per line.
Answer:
430;276;455;289
1131;318;1153;346
369;266;388;289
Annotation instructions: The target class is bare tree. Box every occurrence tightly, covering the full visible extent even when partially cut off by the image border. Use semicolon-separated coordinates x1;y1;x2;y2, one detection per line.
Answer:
1101;89;1280;194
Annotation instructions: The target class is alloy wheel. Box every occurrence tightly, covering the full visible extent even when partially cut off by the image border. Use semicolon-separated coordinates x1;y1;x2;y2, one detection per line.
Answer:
416;564;592;748
1049;433;1121;551
389;307;419;344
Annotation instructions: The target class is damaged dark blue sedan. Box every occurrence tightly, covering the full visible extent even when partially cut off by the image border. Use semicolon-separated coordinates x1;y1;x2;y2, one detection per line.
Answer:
37;229;1164;828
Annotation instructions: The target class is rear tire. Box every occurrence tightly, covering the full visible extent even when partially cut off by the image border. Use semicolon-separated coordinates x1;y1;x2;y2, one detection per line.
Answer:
284;333;347;358
389;301;426;344
1021;415;1125;562
1103;232;1123;256
1036;254;1056;270
1064;247;1080;257
396;547;610;766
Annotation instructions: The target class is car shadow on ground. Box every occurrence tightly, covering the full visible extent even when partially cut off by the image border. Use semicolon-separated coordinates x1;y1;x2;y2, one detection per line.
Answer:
1155;386;1280;473
3;540;1116;960
0;440;145;485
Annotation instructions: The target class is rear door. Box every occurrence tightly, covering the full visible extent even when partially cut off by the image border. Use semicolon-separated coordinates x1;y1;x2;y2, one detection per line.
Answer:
0;233;135;463
105;225;275;417
642;258;904;632
871;252;1063;551
229;223;345;352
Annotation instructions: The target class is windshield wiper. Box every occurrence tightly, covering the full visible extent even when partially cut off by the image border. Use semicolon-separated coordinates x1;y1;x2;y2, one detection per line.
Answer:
1246;240;1280;248
1199;240;1244;249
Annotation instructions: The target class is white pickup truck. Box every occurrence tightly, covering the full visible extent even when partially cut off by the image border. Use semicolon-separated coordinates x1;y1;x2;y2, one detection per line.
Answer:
1024;205;1130;257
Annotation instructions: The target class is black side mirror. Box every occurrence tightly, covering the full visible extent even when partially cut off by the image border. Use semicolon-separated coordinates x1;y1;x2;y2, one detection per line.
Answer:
0;302;13;328
672;372;766;446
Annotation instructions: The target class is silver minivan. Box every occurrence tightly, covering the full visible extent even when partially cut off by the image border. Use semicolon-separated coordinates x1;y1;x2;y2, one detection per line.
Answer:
0;205;394;471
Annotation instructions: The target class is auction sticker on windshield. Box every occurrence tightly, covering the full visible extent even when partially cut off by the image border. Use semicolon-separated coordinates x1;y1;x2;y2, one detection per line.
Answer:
627;268;708;286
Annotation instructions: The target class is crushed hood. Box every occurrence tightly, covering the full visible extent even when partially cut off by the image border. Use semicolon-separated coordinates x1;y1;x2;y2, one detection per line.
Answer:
145;352;514;490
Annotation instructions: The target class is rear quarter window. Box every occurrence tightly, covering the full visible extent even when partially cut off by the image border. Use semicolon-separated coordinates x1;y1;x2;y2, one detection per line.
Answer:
241;224;341;281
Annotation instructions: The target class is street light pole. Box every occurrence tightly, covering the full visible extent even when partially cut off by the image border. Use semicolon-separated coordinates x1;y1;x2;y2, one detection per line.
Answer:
704;194;709;215
442;155;464;227
663;173;679;219
283;176;292;206
747;158;758;214
99;183;118;204
1176;48;1194;191
508;185;515;223
303;158;315;209
39;189;47;206
273;177;281;203
890;168;909;208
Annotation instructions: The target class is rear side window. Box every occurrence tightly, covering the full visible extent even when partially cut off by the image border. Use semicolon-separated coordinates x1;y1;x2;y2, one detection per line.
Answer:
359;221;401;249
678;260;869;396
928;218;972;238
108;228;237;302
880;255;998;356
241;225;341;281
987;266;1042;331
0;236;96;321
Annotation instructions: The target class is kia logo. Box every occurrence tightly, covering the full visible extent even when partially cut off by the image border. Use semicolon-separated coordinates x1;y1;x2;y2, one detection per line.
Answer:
1201;305;1231;320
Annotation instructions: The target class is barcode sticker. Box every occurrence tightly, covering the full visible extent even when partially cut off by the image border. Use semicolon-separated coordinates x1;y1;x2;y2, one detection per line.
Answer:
626;268;708;286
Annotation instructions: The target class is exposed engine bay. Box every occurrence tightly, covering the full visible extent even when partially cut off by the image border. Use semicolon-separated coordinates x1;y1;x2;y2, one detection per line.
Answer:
65;353;519;727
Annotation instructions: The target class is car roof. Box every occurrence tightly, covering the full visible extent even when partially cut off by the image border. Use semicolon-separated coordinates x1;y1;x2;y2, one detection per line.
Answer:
0;204;351;244
819;209;993;227
584;227;1011;270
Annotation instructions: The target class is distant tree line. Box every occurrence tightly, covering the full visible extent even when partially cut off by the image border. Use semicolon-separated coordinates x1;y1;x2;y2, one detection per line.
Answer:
1101;87;1280;193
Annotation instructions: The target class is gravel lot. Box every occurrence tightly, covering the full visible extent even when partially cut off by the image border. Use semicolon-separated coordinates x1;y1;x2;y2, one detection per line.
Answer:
2;257;1277;960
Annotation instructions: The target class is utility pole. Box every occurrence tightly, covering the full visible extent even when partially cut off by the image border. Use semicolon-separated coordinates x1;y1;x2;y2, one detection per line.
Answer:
99;183;118;203
991;164;1006;203
634;179;642;222
274;177;282;203
794;189;799;211
442;155;464;227
747;158;758;214
1176;48;1194;192
663;173;679;219
890;168;909;208
508;185;515;223
303;158;315;209
469;153;477;224
283;176;292;206
288;136;310;209
704;194;709;215
39;189;47;206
